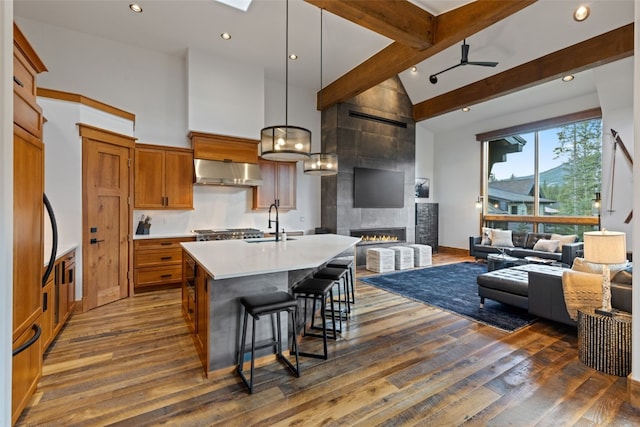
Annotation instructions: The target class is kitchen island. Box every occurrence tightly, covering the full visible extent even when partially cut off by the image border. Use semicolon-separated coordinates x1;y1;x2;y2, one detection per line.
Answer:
180;234;360;376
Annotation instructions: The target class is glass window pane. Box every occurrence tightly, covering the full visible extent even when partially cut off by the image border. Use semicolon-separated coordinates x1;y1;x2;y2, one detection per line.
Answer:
487;132;534;216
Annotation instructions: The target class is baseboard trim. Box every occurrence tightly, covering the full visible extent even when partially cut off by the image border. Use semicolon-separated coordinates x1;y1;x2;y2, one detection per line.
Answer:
437;246;469;256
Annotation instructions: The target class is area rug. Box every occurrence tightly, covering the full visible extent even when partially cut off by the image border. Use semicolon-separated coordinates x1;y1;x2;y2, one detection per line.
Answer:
360;262;538;332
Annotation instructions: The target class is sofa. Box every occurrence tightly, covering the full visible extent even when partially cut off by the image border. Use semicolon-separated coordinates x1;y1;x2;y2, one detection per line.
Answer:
469;229;583;267
477;258;632;326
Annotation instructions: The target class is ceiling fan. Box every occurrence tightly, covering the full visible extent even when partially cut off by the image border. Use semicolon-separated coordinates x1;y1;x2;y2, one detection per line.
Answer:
429;39;498;84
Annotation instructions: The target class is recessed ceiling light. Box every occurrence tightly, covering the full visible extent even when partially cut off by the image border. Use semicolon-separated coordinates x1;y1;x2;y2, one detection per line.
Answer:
129;3;143;13
574;5;590;21
289;54;298;60
462;107;471;112
562;75;575;82
411;66;417;73
221;33;231;40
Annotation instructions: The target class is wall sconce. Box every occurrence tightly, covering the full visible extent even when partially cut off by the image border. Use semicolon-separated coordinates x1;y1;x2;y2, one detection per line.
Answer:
475;196;483;210
593;191;601;230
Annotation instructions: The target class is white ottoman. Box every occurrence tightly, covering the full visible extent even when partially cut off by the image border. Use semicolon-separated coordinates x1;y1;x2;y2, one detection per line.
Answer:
366;248;395;273
408;244;432;267
389;246;414;270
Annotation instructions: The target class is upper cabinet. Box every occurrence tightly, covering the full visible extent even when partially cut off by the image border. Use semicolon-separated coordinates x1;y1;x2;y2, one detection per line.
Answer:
252;158;297;210
189;131;260;164
134;144;193;210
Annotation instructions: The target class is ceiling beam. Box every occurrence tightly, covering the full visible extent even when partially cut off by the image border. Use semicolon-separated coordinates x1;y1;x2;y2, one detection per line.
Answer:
304;0;435;49
315;0;537;110
413;23;634;122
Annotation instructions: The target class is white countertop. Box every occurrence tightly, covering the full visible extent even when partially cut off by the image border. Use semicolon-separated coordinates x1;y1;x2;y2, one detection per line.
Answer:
44;243;78;267
181;234;360;280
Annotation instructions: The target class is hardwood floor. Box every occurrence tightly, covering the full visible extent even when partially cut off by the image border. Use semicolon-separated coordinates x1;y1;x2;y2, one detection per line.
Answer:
17;253;640;426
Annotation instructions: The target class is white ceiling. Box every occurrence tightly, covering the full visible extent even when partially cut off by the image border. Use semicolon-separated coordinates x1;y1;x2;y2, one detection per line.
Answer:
14;0;635;133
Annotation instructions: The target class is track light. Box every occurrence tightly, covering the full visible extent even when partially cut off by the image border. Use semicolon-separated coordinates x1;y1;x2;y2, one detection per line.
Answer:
429;75;438;84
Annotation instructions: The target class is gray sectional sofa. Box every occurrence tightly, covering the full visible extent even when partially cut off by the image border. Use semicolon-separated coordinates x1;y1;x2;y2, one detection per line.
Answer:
469;231;583;267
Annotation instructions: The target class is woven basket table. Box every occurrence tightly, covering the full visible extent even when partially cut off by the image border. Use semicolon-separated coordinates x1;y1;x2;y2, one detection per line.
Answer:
577;307;632;377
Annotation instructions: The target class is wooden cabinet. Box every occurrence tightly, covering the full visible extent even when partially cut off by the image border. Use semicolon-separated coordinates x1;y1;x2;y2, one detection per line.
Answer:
182;253;209;372
41;250;77;353
134;237;195;292
13;22;47;426
134;144;193;210
189;131;259;164
252;158;297;210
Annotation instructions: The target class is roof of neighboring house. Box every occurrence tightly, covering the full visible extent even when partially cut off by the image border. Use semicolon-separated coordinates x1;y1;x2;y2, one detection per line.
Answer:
488;163;569;204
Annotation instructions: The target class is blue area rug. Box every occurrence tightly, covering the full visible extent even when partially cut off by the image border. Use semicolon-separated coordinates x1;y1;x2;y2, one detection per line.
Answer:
360;262;537;332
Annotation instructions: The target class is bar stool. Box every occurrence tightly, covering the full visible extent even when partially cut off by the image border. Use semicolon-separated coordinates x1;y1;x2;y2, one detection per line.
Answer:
236;291;300;394
292;277;337;360
314;267;349;327
326;257;355;304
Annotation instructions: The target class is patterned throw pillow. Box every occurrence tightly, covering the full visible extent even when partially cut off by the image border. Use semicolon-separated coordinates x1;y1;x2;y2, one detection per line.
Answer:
490;229;514;247
532;239;560;253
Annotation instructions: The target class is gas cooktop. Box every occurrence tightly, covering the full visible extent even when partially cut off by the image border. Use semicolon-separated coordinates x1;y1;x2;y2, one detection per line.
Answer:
192;228;264;241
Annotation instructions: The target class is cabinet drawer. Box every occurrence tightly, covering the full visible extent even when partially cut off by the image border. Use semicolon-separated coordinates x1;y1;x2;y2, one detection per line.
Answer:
135;248;182;268
134;237;194;251
13;50;37;104
14;92;42;138
134;266;183;287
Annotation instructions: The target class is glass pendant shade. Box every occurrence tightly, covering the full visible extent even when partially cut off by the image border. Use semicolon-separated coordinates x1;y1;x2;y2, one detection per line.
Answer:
260;125;311;161
304;152;338;175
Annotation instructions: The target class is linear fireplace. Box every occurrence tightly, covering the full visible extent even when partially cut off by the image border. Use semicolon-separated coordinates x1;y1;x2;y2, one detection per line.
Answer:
350;227;406;266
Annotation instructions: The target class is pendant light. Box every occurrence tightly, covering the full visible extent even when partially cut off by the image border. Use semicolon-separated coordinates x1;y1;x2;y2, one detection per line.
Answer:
260;0;311;161
304;7;338;176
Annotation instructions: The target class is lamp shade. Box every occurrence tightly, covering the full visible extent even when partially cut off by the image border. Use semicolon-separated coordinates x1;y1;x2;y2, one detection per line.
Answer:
303;152;338;176
583;230;627;264
260;125;311;161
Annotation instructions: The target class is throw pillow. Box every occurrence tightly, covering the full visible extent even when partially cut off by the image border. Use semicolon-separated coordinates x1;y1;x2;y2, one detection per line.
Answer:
490;229;514;247
481;227;493;245
524;233;551;249
612;266;632;285
572;257;630;279
550;233;578;253
532;239;560;253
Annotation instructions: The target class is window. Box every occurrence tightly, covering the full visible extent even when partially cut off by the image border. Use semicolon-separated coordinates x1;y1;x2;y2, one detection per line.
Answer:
479;110;602;238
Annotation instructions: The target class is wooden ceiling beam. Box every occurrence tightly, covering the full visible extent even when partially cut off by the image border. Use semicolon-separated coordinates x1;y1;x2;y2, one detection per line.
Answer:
413;23;634;122
315;0;537;110
304;0;435;49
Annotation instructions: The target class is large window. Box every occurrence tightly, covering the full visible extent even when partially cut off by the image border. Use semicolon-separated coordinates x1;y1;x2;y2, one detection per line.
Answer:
480;110;602;238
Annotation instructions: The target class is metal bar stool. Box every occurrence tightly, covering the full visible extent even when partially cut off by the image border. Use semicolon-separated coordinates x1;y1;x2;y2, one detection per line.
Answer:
236;291;300;394
292;277;337;360
326;257;355;305
314;267;349;328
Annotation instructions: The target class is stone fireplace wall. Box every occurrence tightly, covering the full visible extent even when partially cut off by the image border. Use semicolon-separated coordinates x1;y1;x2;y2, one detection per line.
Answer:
320;76;416;258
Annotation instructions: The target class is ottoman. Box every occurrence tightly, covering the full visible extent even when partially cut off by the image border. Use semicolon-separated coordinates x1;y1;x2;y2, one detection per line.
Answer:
407;244;432;267
389;246;414;270
476;266;531;309
366;248;395;273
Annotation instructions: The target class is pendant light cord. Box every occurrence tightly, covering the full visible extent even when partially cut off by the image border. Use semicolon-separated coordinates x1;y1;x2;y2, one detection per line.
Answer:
285;0;289;129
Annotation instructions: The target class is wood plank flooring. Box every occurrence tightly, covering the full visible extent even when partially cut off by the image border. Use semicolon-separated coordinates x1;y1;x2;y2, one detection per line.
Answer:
16;253;640;426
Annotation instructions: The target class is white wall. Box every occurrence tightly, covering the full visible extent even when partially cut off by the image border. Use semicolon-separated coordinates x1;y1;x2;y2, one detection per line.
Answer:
1;2;14;424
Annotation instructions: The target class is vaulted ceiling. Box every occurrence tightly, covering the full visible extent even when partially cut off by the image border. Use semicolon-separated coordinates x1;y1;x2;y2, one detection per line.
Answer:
14;0;635;133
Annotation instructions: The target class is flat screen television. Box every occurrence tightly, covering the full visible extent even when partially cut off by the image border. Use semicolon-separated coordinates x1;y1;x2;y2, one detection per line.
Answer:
353;167;404;208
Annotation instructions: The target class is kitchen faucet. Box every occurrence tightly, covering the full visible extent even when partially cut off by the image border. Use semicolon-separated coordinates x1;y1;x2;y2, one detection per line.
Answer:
268;200;280;242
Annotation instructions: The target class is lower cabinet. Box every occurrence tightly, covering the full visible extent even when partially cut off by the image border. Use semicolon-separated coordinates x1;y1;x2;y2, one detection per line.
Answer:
41;249;77;353
134;237;195;292
182;252;209;372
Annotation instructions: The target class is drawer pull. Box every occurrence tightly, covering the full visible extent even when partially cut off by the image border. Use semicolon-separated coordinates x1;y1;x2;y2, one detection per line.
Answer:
160;274;173;278
160;242;172;246
160;256;173;260
13;76;24;87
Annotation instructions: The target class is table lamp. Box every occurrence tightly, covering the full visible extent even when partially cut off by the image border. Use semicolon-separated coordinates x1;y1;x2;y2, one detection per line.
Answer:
583;230;627;316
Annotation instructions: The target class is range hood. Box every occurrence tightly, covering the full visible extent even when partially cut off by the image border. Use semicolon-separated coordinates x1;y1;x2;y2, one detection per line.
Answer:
194;159;263;186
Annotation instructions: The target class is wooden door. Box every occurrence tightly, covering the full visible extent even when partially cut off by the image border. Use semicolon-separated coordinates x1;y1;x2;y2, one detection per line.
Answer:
164;150;193;209
82;126;134;311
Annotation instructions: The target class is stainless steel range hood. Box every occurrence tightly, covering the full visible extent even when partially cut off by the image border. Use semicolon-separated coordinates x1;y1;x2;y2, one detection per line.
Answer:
194;159;263;186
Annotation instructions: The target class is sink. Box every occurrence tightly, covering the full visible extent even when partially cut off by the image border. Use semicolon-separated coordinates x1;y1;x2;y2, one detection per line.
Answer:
244;237;297;243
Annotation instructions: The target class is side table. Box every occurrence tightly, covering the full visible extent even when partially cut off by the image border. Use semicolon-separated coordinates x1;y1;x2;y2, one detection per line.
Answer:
577;307;632;376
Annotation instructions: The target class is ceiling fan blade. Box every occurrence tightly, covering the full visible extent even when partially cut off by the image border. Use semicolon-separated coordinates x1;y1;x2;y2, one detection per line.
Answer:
467;61;499;67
